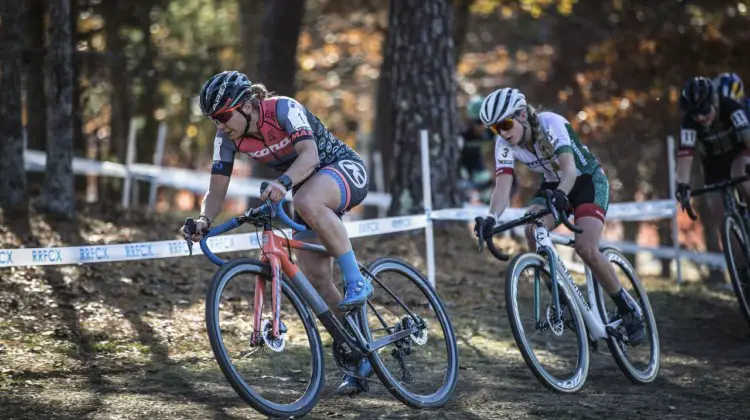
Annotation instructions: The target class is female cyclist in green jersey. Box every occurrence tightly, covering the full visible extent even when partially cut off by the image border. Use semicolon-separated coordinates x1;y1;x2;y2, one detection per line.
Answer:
473;87;645;345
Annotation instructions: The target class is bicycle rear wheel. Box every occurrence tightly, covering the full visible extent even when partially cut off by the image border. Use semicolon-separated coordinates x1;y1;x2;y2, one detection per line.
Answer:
721;214;750;327
593;248;660;385
358;257;459;409
505;252;590;393
205;258;325;418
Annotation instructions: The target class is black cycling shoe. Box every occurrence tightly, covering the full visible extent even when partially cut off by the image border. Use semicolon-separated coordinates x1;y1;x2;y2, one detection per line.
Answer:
335;359;372;397
620;308;646;346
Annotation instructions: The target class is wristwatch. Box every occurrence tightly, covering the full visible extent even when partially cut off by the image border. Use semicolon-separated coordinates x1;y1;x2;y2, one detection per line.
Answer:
276;174;293;191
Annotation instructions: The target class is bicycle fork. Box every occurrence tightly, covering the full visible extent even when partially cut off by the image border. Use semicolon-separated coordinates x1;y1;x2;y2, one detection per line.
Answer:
251;254;284;346
537;247;563;324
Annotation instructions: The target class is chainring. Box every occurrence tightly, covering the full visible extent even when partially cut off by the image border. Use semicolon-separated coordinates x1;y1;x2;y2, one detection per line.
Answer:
332;341;360;377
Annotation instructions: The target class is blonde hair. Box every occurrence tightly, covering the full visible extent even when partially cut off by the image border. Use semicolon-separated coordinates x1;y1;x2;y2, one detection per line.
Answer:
524;104;560;171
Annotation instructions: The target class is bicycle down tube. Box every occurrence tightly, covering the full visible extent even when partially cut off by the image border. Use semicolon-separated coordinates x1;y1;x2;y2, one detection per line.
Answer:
532;224;609;340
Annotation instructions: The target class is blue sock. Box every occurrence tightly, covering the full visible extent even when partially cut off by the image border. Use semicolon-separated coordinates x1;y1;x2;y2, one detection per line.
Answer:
336;250;362;284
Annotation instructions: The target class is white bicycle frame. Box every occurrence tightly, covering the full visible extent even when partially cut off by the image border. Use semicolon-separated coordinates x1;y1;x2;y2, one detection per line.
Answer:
532;224;620;341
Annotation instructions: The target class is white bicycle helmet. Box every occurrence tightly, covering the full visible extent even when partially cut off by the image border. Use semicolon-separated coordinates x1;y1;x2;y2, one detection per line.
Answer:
479;88;527;126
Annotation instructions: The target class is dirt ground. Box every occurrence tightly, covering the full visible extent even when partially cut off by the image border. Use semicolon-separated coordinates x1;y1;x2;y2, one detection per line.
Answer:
1;206;750;420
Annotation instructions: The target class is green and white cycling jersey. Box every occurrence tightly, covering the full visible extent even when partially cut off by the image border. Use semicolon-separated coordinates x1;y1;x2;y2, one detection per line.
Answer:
494;111;600;182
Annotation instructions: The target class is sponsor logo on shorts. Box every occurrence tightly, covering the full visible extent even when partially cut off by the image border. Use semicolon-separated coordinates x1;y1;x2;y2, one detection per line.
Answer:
339;160;367;189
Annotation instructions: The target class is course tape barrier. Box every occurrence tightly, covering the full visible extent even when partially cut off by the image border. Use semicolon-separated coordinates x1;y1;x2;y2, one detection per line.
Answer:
1;199;723;269
0;215;427;268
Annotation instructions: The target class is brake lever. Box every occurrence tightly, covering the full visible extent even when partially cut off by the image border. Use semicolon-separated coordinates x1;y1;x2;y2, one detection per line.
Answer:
183;217;196;256
474;217;485;253
266;199;276;218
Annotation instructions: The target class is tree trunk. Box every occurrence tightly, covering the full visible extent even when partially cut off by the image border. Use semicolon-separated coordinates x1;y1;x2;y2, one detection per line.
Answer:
24;0;47;152
238;0;262;76
102;2;131;164
134;4;160;205
249;0;306;207
35;0;75;220
70;0;84;156
0;0;29;218
136;4;159;166
70;0;87;197
387;0;461;215
373;23;394;192
257;0;305;97
452;0;473;63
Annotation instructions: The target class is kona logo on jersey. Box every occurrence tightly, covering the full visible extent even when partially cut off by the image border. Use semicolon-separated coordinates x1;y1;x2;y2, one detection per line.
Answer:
249;138;292;158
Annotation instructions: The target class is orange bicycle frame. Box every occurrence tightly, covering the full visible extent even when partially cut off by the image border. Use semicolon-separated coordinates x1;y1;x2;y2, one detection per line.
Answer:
251;228;319;342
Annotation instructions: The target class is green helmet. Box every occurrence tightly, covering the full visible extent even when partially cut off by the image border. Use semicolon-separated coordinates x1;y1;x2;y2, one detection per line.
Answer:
466;95;485;121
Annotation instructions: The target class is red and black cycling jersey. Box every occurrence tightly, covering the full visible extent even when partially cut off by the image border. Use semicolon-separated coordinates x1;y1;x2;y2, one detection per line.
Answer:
211;96;361;176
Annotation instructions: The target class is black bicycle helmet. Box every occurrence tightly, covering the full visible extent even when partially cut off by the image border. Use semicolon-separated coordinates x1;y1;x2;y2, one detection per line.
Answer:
199;71;253;116
680;76;714;114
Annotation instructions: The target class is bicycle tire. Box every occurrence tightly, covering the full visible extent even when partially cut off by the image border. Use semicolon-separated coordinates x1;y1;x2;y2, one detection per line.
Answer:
359;257;459;409
505;252;590;393
205;258;325;418
721;214;750;327
593;248;660;385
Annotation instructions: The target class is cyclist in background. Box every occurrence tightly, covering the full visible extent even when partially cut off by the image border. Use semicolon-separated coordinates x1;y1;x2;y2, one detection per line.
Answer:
713;72;744;103
713;72;750;116
677;75;750;289
676;76;750;214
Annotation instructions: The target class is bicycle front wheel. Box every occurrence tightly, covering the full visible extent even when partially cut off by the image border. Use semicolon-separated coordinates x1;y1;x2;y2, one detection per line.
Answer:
505;252;590;393
205;258;325;418
359;257;459;409
721;214;750;327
